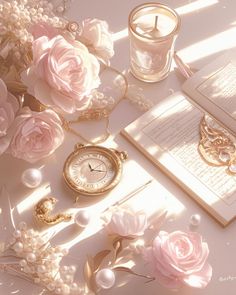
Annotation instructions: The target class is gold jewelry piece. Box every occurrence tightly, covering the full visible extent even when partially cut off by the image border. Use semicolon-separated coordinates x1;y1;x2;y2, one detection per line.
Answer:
35;197;72;225
63;143;128;197
61;65;128;144
198;115;236;174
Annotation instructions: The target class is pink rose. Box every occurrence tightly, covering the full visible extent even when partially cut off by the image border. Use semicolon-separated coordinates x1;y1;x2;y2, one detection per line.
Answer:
106;208;148;237
80;18;114;64
143;231;212;289
21;35;100;113
10;108;64;163
0;79;19;155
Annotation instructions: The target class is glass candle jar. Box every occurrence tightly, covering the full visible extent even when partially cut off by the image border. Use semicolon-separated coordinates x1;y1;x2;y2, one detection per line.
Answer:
128;3;180;82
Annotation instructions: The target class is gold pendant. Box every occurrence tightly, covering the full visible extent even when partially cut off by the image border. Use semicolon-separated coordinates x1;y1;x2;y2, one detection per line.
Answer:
198;115;236;174
35;197;72;225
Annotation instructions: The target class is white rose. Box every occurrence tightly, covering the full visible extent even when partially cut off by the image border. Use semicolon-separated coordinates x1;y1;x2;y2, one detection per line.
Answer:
106;208;148;237
80;18;114;65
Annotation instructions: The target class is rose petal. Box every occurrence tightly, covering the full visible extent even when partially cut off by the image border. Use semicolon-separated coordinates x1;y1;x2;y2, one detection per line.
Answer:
183;263;212;288
21;35;100;114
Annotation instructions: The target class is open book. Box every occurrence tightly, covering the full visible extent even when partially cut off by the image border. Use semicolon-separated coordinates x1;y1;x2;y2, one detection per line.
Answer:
121;50;236;226
182;49;236;135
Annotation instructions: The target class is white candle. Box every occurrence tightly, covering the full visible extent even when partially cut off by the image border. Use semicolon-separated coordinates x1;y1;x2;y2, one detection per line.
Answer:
129;3;180;82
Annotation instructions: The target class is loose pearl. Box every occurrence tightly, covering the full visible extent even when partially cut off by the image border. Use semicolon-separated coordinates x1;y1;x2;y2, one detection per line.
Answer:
190;214;201;226
13;242;24;253
75;210;91;228
21;168;42;188
95;268;115;289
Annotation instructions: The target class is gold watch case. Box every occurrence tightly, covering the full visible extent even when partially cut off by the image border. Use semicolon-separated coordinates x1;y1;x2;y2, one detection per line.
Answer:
63;144;128;196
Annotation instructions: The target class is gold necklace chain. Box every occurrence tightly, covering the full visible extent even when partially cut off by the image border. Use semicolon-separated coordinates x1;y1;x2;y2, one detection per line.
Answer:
60;65;128;144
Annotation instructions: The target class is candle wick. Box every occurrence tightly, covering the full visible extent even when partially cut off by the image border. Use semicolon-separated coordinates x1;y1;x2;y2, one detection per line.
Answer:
154;15;159;30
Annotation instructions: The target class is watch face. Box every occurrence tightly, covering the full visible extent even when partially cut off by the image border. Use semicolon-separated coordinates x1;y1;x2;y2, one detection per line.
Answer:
63;146;122;195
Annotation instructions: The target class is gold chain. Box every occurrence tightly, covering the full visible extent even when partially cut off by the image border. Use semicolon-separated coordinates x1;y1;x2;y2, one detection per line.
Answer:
60;65;128;144
61;115;111;144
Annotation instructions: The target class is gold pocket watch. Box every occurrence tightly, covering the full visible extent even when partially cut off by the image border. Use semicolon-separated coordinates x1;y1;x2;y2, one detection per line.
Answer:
63;144;128;196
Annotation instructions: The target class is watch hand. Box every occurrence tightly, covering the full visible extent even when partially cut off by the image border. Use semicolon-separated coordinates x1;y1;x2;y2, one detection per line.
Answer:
92;169;106;173
92;163;104;171
88;163;93;171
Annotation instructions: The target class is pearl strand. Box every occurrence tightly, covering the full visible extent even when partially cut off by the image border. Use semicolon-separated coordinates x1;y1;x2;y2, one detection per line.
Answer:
0;0;70;44
126;85;154;111
6;222;86;295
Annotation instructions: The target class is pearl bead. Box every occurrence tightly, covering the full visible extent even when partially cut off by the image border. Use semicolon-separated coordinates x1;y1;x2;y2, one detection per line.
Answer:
31;238;37;246
26;229;35;237
21;168;42;188
56;6;64;13
64;274;73;284
61;266;68;273
95;268;115;289
19;259;27;267
37;265;46;273
49;253;58;260
55;287;62;294
13;230;22;238
75;210;90;228
47;283;55;291
23;266;31;273
68;265;76;274
70;283;78;291
190;214;201;226
13;242;24;253
18;221;27;231
26;253;36;262
61;284;70;295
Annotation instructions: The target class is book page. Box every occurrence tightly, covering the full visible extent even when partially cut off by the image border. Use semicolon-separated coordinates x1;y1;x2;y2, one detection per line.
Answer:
182;49;236;135
142;98;236;205
197;63;236;119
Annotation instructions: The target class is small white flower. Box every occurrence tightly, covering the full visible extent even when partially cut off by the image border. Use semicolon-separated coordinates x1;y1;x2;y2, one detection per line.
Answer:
106;208;148;237
80;18;114;65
